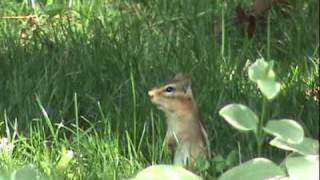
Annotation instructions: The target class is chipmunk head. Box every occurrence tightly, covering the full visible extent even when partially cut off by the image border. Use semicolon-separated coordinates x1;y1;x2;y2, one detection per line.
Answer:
148;73;194;112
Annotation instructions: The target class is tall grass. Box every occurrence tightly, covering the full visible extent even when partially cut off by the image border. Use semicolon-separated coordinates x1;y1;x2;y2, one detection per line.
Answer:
0;0;318;179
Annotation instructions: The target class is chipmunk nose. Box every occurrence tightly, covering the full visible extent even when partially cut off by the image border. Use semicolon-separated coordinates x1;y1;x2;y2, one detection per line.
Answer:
148;90;156;97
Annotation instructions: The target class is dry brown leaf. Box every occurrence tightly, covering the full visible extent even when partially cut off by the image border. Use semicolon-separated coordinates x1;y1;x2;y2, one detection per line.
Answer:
235;0;290;37
251;0;271;16
305;86;320;102
236;4;256;37
236;4;248;25
0;15;37;19
247;15;256;37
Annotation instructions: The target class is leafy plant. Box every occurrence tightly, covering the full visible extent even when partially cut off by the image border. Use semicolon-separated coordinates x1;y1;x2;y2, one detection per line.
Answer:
0;0;318;179
218;57;319;180
130;165;202;180
130;58;319;180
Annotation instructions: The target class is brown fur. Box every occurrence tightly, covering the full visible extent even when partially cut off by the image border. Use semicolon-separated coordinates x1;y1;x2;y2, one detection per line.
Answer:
148;73;210;166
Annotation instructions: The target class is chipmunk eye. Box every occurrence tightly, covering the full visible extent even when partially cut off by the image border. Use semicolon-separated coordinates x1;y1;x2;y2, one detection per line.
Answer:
165;86;175;93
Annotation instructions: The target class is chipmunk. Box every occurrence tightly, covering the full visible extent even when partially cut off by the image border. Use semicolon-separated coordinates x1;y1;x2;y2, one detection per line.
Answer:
148;73;210;167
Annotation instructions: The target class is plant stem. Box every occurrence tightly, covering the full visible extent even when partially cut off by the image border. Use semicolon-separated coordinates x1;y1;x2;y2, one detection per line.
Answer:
267;13;271;61
256;12;271;156
220;2;225;57
130;65;137;147
256;98;267;156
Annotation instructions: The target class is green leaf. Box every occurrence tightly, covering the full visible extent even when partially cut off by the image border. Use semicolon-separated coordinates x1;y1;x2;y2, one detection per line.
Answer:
226;150;238;168
248;58;275;82
270;137;319;155
13;165;48;180
285;155;319;180
219;104;258;131
212;155;227;173
131;165;202;180
192;154;210;172
218;158;286;180
0;169;9;180
248;58;281;99
256;79;281;100
264;119;304;144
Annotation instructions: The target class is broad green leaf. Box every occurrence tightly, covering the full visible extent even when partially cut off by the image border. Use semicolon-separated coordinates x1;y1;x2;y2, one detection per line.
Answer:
257;79;281;100
0;169;9;180
192;154;210;172
218;158;286;180
264;119;304;144
226;150;238;168
219;104;258;131
131;165;202;180
270;137;319;155
13;165;48;180
285;155;319;180
248;58;281;99
248;58;275;82
212;155;227;173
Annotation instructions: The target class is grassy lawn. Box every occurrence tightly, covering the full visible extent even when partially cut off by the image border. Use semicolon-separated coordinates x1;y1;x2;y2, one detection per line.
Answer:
0;0;318;179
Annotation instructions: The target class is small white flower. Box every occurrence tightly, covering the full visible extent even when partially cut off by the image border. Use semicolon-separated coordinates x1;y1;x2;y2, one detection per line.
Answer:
56;120;65;129
56;149;74;170
66;150;74;158
0;137;14;154
0;137;9;148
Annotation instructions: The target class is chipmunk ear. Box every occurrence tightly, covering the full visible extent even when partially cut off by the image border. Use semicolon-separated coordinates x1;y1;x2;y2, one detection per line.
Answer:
184;74;192;86
174;72;184;80
174;73;192;82
174;72;193;96
183;75;193;96
184;83;193;98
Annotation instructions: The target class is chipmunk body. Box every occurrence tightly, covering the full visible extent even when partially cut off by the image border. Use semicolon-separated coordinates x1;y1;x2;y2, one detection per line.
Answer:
148;73;210;166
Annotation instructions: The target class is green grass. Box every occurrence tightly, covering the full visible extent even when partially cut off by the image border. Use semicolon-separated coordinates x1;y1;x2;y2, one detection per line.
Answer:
0;0;319;179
